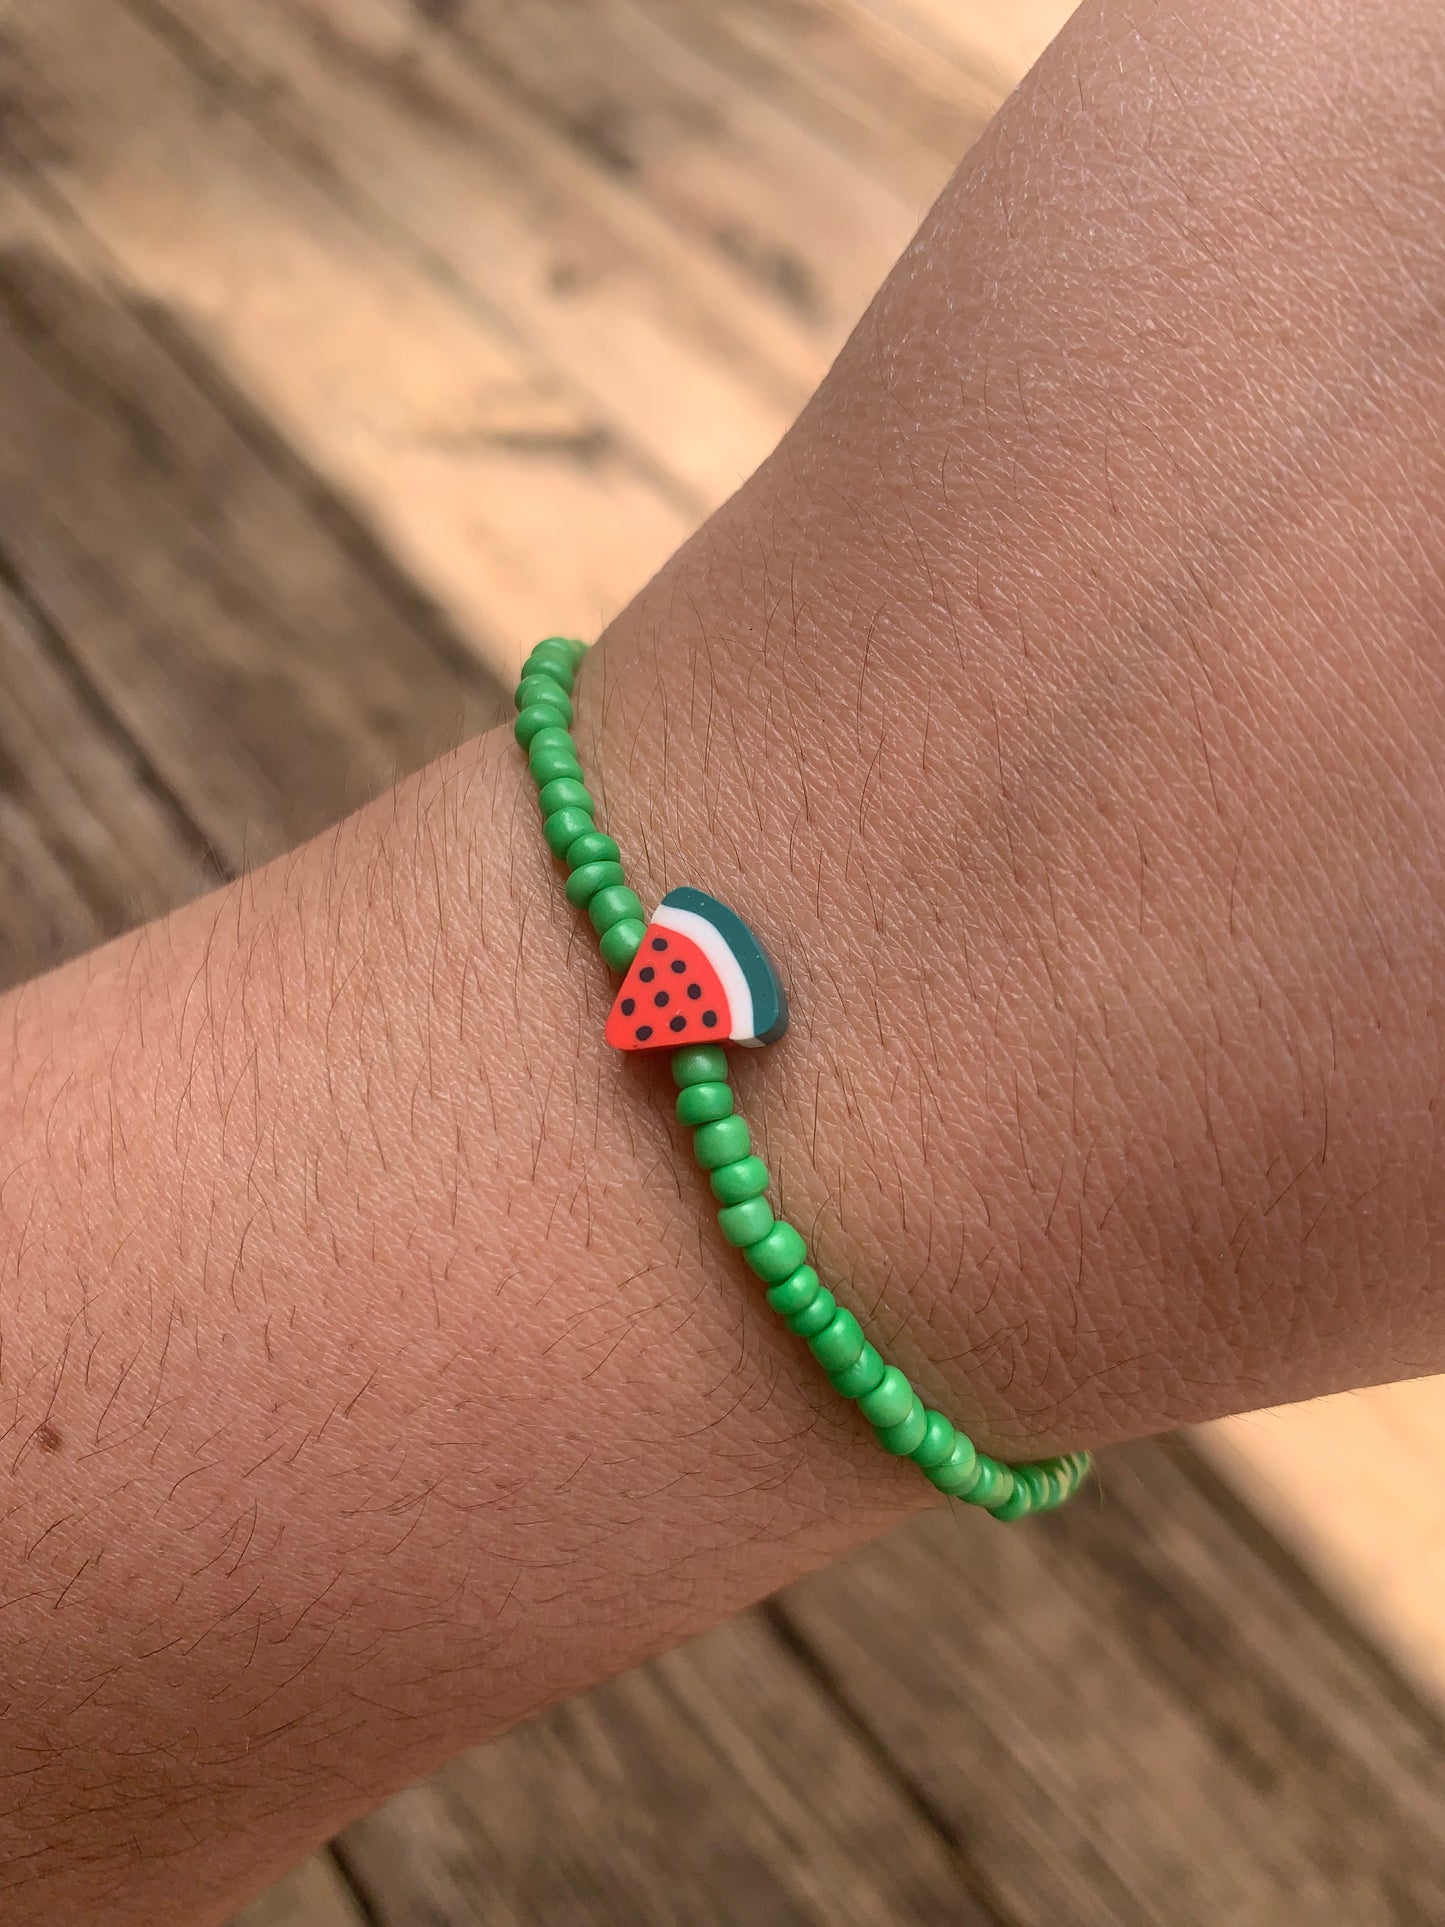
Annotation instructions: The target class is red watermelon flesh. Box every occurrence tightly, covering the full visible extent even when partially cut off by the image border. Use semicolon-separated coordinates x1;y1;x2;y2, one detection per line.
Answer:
604;926;732;1050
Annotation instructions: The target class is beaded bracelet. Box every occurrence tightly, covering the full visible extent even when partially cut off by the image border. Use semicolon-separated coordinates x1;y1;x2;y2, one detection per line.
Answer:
515;636;1092;1520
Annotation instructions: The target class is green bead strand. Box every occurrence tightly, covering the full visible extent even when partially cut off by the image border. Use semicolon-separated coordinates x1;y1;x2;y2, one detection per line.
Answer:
742;1220;807;1282
718;1197;775;1247
709;1155;771;1206
544;807;596;857
785;1287;837;1337
765;1265;820;1317
675;1081;734;1127
876;1395;928;1456
565;860;626;908
515;704;568;749
693;1114;751;1169
673;1045;730;1088
857;1367;914;1431
514;636;1093;1521
515;676;574;721
588;885;647;935
565;830;621;870
808;1308;866;1373
598;919;647;973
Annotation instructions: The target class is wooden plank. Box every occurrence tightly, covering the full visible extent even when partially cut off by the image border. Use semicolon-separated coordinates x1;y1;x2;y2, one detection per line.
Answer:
228;1852;367;1927
1;0;691;676
1203;1384;1445;1715
124;0;816;498
0;567;216;987
778;1441;1445;1927
0;181;504;865
335;1604;998;1927
346;0;926;341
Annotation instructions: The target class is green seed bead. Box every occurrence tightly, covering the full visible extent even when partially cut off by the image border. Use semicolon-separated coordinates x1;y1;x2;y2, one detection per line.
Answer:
676;1081;734;1127
537;776;594;817
927;1435;981;1496
829;1343;885;1399
565;860;626;907
857;1366;914;1431
515;703;568;748
709;1155;771;1206
910;1410;957;1470
543;807;596;856
742;1220;807;1283
536;633;587;660
718;1197;775;1247
967;1459;1014;1511
598;918;646;973
765;1264;820;1317
565;830;621;870
693;1114;751;1169
529;743;582;786
672;1045;731;1089
993;1464;1048;1523
876;1394;928;1456
524;646;576;685
525;724;576;761
786;1286;837;1337
516;676;574;720
808;1307;866;1374
588;885;647;935
991;1486;1034;1523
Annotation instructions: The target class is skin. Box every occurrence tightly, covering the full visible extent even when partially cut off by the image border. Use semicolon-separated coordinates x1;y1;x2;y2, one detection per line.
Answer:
3;0;1445;1917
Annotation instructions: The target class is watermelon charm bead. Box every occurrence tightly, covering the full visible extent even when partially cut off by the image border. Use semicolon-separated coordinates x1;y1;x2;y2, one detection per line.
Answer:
604;887;788;1051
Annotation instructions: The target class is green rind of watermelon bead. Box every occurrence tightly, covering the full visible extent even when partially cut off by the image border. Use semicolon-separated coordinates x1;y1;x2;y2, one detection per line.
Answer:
544;807;596;857
599;919;646;973
765;1265;819;1317
588;885;646;935
785;1287;836;1337
742;1220;807;1283
829;1344;885;1399
718;1197;774;1248
808;1308;865;1374
673;1045;729;1088
516;676;574;721
676;1081;733;1128
515;704;568;749
693;1115;751;1169
708;1155;770;1206
565;830;620;871
565;860;625;908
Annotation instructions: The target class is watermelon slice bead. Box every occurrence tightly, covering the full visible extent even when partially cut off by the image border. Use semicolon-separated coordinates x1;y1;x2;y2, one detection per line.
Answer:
604;887;787;1051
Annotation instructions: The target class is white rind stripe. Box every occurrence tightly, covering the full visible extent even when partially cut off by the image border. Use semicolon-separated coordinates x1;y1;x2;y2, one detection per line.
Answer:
651;903;755;1042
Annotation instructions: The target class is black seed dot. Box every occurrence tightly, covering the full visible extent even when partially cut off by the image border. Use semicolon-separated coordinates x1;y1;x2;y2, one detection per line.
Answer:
702;1010;718;1029
620;997;635;1016
686;983;702;1000
639;965;655;982
670;957;686;974
653;990;670;1008
650;936;668;951
636;1024;654;1041
669;1015;687;1032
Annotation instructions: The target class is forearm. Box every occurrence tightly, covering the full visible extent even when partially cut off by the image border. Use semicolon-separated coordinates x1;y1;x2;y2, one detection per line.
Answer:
6;0;1445;1917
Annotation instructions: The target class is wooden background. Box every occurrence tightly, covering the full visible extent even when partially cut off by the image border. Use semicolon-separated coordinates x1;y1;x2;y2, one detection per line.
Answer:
1;1;1443;1920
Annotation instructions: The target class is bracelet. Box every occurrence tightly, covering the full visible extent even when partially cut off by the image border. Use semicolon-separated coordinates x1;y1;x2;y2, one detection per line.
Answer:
514;636;1092;1520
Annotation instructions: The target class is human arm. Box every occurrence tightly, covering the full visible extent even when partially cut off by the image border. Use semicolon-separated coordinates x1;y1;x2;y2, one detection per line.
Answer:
6;0;1445;1918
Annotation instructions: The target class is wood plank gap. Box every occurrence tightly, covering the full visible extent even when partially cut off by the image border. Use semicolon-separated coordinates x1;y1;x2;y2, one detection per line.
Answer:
760;1595;1024;1927
119;0;711;524
0;534;222;881
322;1842;386;1927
